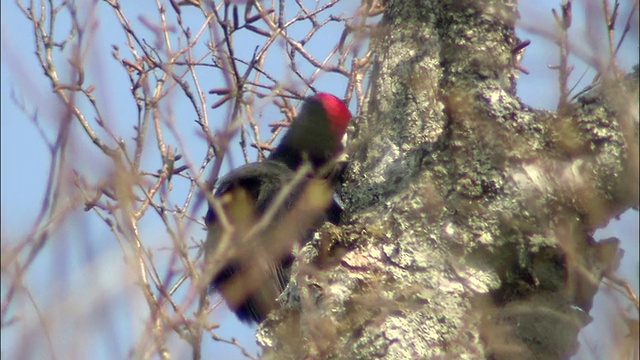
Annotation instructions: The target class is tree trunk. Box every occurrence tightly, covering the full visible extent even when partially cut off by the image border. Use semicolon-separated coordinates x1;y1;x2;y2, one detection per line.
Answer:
258;1;638;358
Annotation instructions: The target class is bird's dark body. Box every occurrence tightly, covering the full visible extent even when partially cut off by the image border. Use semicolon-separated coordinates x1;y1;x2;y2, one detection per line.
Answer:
205;160;343;323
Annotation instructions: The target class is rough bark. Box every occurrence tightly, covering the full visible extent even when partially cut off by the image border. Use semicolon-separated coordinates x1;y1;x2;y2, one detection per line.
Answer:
257;0;639;359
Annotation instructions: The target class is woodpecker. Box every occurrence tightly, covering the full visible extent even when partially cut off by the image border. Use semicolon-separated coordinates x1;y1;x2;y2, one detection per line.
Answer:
204;93;352;324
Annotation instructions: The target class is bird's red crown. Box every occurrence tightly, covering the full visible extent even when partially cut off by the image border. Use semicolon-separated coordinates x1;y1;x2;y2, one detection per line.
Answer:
313;92;352;138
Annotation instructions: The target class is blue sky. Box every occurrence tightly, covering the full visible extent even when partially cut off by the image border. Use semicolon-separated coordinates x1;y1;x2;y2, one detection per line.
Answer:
1;1;638;359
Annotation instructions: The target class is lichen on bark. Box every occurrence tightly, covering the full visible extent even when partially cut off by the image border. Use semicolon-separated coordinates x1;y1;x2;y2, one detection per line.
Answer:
258;1;638;359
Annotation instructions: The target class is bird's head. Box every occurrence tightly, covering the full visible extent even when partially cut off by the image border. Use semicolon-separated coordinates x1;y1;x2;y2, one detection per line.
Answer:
271;92;353;170
311;92;352;141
